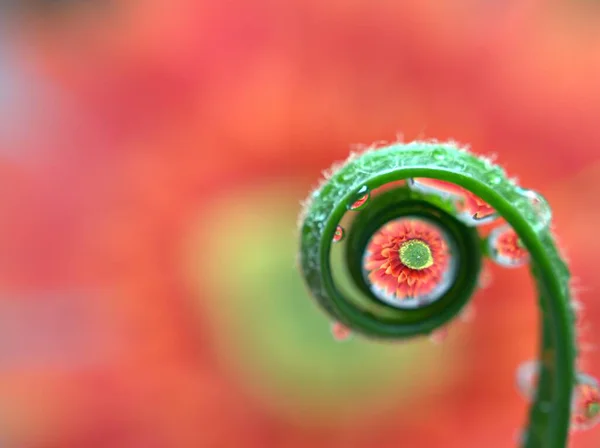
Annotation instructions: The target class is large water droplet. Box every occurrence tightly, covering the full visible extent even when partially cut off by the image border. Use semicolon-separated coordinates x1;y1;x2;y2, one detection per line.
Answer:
572;373;600;431
333;225;345;243
331;322;352;342
457;194;498;226
488;224;530;268
407;178;497;227
407;177;498;226
518;188;552;230
347;185;370;211
362;216;458;309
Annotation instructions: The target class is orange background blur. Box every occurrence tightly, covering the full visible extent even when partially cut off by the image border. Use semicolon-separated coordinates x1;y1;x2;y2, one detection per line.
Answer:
0;1;599;447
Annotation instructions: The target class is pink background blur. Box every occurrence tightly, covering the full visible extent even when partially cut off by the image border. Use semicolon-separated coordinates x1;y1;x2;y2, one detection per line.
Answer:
0;1;599;447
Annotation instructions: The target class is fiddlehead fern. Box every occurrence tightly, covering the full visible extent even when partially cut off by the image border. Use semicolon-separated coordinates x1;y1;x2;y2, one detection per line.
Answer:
297;141;598;447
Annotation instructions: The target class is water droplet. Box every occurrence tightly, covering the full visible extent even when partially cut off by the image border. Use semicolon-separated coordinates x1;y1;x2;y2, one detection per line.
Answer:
518;188;552;229
429;327;449;344
332;225;345;243
572;374;600;431
457;194;498;226
362;216;458;309
407;178;498;227
347;185;370;211
488;224;530;268
515;360;538;401
331;322;352;342
516;361;600;430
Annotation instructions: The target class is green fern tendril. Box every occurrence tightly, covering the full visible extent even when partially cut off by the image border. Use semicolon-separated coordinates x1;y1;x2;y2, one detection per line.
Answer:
298;141;578;448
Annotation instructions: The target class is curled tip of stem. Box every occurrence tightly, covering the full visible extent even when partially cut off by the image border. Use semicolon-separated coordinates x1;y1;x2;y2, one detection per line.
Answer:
298;141;577;448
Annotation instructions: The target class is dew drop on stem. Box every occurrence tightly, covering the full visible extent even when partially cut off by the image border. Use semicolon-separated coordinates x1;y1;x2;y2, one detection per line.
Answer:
488;224;530;268
517;188;552;230
332;225;345;243
572;373;600;431
347;185;370;211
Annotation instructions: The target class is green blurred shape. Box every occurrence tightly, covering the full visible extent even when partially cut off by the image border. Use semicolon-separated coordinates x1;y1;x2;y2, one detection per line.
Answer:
188;184;464;425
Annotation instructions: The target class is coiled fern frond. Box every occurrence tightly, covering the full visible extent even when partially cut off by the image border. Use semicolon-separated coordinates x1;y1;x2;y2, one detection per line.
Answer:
298;141;597;447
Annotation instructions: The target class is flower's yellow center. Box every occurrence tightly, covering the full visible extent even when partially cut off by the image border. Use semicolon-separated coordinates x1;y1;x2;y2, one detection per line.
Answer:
399;239;434;270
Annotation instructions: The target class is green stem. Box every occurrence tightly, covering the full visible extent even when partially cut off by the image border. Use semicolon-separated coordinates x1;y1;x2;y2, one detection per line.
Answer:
299;142;576;447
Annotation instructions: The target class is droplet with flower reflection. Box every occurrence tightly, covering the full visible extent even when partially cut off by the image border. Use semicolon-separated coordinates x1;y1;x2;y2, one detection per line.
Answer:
407;178;497;226
468;196;497;224
516;360;600;431
458;191;497;225
362;217;458;308
572;374;600;431
488;224;530;268
517;188;552;230
333;225;345;243
347;186;370;211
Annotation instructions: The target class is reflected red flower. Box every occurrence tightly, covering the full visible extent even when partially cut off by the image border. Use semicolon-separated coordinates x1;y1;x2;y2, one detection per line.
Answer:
466;194;496;222
489;225;530;267
409;178;496;223
573;383;600;431
364;217;451;301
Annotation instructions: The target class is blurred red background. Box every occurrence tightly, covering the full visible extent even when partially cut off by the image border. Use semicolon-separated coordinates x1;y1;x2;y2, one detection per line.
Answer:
0;1;599;447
